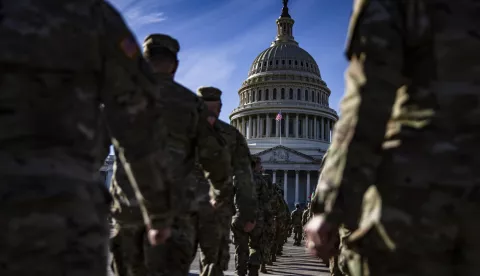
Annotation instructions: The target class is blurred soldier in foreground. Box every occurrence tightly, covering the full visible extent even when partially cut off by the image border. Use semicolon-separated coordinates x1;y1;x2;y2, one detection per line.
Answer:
0;1;173;275
196;86;257;275
232;157;269;276
290;204;303;246
306;1;480;276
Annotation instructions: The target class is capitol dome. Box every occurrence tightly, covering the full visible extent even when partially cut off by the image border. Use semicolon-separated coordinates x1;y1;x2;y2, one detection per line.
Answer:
229;1;338;208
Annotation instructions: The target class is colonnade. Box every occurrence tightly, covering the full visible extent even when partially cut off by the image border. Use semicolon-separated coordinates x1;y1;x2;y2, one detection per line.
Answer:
267;169;316;204
232;113;334;142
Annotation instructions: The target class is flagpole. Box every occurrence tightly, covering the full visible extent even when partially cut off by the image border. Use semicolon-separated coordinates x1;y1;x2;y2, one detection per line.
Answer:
280;109;282;145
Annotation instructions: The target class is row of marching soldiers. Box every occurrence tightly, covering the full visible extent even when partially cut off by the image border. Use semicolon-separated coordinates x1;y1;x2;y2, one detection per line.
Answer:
108;32;294;276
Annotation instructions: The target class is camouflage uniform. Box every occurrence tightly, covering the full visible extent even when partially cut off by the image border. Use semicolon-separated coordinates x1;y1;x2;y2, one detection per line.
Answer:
301;203;311;240
196;88;257;275
192;162;222;276
290;205;303;245
259;173;275;266
0;2;173;276
271;187;287;257
311;1;480;276
112;34;232;276
232;157;268;276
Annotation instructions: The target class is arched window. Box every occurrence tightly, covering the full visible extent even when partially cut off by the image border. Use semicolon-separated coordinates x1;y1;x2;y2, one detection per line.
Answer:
257;90;262;101
269;61;272;66
289;88;294;99
263;61;266;66
276;60;279;65
282;60;285;65
305;90;309;101
289;60;292;65
266;89;269;100
273;88;277;100
297;89;301;100
301;61;304;66
281;88;285;99
295;61;298;66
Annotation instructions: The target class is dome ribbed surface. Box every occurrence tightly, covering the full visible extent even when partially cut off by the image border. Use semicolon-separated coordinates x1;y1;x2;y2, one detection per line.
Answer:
248;44;320;77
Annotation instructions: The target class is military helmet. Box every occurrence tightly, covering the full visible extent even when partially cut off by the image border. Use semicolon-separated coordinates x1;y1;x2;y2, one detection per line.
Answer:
143;34;180;58
197;86;222;101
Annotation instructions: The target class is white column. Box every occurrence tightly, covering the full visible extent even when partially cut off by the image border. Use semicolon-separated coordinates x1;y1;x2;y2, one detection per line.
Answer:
321;117;324;140
327;119;331;142
303;116;307;138
306;171;311;201
286;113;290;137
284;170;288;202
248;116;253;139
295;170;300;204
273;170;277;184
242;117;246;136
314;116;317;140
257;114;260;138
266;114;271;137
295;114;299;138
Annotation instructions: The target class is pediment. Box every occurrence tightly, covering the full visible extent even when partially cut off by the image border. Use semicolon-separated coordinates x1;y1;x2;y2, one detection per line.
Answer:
255;145;318;164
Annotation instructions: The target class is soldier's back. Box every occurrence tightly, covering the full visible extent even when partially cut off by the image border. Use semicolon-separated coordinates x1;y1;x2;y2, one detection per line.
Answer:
336;1;480;275
0;1;162;275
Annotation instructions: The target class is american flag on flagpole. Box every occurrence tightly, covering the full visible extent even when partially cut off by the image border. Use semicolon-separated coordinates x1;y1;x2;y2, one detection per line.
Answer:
275;111;283;121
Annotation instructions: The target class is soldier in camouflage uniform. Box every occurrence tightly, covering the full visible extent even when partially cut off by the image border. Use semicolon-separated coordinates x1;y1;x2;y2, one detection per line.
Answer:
196;87;257;275
0;1;175;275
112;34;232;276
290;204;303;246
271;186;288;258
259;172;275;271
306;1;480;276
231;156;268;276
191;162;223;276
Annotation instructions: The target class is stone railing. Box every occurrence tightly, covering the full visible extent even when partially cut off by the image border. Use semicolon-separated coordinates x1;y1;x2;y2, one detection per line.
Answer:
230;100;337;115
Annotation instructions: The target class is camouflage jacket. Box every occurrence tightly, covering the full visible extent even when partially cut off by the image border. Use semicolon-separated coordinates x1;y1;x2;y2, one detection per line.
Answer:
253;172;270;221
290;208;303;226
0;0;174;230
302;208;311;226
312;0;480;228
216;120;256;225
111;73;232;227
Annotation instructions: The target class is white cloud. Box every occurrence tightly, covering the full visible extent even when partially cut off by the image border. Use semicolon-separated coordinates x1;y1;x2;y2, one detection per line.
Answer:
125;7;167;27
108;0;169;28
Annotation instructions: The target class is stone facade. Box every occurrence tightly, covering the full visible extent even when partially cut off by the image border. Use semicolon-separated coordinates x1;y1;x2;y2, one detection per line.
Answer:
229;2;338;208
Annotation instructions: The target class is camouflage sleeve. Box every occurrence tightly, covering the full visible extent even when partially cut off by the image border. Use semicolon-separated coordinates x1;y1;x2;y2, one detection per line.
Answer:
311;0;405;228
195;101;233;204
232;128;257;223
99;2;172;229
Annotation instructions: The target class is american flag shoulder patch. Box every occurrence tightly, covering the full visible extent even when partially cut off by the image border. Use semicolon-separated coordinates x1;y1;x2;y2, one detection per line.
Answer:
120;37;139;59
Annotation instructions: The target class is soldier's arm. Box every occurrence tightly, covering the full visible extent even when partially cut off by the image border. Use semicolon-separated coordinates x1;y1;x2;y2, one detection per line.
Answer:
311;0;405;228
98;2;173;230
195;102;232;204
232;128;257;224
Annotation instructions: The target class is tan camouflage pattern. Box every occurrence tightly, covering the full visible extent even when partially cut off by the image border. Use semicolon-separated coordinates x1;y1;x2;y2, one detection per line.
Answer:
215;120;256;272
312;1;480;275
0;1;172;275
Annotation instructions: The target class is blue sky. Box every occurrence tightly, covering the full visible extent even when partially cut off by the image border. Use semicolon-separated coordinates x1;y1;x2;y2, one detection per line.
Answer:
107;0;353;122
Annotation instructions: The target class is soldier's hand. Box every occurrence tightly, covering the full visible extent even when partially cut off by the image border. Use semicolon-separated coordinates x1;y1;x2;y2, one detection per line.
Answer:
244;221;256;232
305;215;338;260
147;227;172;246
210;198;223;209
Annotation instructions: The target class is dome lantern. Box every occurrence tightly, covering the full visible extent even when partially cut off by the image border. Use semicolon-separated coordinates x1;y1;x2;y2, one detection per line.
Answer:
273;0;297;46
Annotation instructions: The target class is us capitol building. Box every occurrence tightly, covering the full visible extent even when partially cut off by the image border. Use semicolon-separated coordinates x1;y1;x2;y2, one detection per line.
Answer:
100;1;338;208
229;1;338;208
